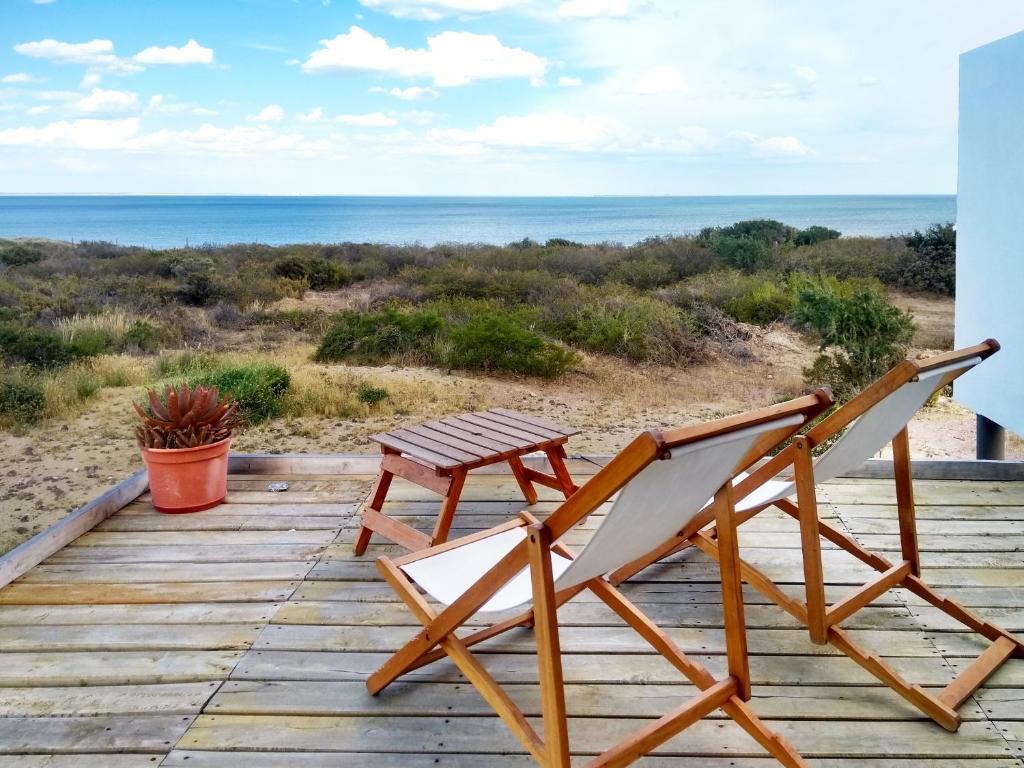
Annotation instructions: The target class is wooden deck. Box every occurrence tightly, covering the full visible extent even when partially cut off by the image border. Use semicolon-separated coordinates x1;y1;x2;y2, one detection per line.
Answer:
0;456;1022;766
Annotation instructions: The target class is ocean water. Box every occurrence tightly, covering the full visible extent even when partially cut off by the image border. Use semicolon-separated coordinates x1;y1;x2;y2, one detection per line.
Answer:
0;195;955;248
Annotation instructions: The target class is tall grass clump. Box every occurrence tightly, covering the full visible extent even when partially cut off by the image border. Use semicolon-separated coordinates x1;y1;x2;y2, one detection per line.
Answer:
315;307;443;364
0;372;46;429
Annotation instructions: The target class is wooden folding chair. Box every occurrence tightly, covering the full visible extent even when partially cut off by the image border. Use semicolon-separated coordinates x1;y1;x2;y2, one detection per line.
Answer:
368;392;832;767
612;339;1024;733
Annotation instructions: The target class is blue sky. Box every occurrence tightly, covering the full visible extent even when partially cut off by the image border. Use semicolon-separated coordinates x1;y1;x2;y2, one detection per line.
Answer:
1;0;1023;195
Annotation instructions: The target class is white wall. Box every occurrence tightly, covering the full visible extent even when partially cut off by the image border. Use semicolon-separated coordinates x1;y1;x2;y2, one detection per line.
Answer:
955;30;1024;434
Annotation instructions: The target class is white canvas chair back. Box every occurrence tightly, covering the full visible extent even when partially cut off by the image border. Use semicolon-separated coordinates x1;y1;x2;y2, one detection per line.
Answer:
553;413;805;592
738;357;982;512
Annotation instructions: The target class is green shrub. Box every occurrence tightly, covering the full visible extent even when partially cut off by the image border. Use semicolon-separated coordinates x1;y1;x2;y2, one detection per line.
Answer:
356;382;389;406
314;307;443;364
545;288;702;365
0;376;46;427
65;328;116;358
190;363;291;423
794;226;841;246
792;276;915;400
780;237;906;281
701;219;796;246
607;257;675;290
446;312;577;378
710;235;771;273
273;256;352;290
122;320;163;353
883;223;956;296
0;243;47;267
725;281;794;325
0;323;74;367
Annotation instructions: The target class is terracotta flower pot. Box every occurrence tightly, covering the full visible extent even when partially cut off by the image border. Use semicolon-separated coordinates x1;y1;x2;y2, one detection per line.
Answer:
141;437;231;514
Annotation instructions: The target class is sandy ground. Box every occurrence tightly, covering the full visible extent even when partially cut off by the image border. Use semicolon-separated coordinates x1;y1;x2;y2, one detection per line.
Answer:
3;311;1020;556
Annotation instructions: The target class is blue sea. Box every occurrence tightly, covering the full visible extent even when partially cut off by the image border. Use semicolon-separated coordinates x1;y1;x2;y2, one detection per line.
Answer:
0;195;955;248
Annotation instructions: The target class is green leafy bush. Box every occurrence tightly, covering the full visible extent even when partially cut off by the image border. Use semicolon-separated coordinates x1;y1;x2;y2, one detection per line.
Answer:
792;276;915;400
0;376;46;427
190;363;291;423
725;281;794;325
710;235;771;273
607;257;676;290
273;256;353;290
0;243;47;267
445;312;577;378
883;223;956;296
0;324;73;367
356;382;389;405
315;307;443;364
544;288;702;364
794;226;841;246
701;219;796;246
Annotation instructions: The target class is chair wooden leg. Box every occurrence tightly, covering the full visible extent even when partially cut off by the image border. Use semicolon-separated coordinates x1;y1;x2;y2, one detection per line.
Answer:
431;468;467;546
793;437;827;644
545;445;579;498
892;427;921;577
713;483;750;701
528;524;571;768
509;455;540;505
353;466;394;555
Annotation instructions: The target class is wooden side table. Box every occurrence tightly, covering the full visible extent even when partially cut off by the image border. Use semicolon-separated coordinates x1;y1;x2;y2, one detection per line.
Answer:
353;408;580;554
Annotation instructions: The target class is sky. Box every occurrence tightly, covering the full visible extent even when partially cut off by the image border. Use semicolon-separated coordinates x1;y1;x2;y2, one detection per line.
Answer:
1;0;1023;195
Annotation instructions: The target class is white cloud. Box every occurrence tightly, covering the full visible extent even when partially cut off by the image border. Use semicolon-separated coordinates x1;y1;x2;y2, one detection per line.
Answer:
32;0;57;4
15;38;117;66
371;85;438;101
0;117;330;157
26;106;52;116
2;73;39;84
334;112;397;127
80;72;101;88
0;118;140;150
735;132;814;158
632;65;686;95
794;65;818;83
249;104;285;122
358;0;524;21
557;0;629;20
74;88;138;115
303;26;546;87
427;111;625;152
860;76;879;87
297;107;325;123
558;76;582;87
133;40;214;66
14;38;141;73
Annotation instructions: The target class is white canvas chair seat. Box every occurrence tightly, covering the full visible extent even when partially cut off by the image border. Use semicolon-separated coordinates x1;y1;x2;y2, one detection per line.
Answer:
401;527;574;612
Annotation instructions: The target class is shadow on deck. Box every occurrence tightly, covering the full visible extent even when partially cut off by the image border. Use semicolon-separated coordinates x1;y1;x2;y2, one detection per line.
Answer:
0;455;1022;766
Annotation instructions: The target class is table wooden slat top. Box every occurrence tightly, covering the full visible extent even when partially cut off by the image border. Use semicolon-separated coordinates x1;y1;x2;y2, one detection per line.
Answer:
371;409;580;473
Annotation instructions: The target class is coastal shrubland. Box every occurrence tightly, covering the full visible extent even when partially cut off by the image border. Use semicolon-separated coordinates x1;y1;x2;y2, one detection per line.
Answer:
0;219;955;431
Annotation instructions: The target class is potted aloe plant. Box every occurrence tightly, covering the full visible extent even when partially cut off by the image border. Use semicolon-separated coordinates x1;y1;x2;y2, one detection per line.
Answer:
134;383;242;513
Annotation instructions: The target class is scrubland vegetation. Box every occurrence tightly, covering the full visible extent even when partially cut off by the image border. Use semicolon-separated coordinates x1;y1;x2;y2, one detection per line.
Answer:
0;221;956;432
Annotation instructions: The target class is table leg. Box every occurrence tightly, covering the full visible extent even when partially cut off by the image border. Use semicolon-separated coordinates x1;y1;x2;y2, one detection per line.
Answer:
432;468;467;545
354;464;394;555
545;445;579;498
508;455;539;505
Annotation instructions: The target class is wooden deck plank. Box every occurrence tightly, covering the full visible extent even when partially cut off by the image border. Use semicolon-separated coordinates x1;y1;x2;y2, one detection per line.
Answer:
0;581;299;604
0;623;262;651
0;603;278;625
0;651;244;686
45;544;327;564
206;680;984;720
16;562;316;584
0;682;218;716
176;715;1009;757
0;715;194;754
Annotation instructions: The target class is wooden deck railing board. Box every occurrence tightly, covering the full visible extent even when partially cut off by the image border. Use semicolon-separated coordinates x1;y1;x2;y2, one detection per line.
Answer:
0;460;1020;765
